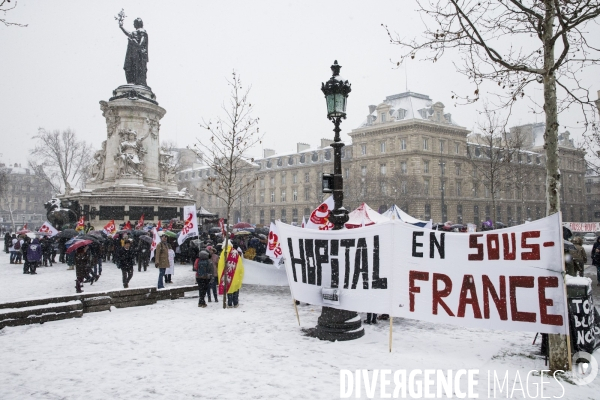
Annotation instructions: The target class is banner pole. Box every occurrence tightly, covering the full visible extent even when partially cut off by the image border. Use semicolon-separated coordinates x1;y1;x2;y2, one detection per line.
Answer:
292;298;300;326
558;211;572;371
389;317;393;352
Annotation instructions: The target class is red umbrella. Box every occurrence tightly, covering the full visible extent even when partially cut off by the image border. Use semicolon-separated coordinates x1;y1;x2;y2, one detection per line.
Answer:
232;222;253;229
66;239;93;254
16;229;31;235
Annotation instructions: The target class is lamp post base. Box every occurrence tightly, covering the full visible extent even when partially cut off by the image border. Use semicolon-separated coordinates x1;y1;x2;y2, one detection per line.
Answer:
304;307;364;341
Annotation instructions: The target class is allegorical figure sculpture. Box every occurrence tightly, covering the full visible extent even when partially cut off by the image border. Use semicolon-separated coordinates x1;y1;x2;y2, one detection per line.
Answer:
89;141;107;181
115;129;148;176
118;12;148;86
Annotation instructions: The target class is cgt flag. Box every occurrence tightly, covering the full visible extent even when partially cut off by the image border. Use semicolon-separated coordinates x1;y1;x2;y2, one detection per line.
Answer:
103;220;116;236
149;227;160;260
38;221;59;237
123;220;132;230
266;222;283;265
75;216;85;231
304;196;335;230
135;214;145;229
178;205;199;245
277;213;569;335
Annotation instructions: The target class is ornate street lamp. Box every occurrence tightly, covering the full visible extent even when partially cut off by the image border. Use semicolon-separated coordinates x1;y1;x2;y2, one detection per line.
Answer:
309;61;364;341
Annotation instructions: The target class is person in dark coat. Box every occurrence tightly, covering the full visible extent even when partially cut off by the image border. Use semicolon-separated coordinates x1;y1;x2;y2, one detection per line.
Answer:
21;237;31;274
3;232;11;253
195;250;213;308
58;238;67;263
41;237;53;267
137;237;150;272
26;238;43;275
592;236;600;286
118;239;136;288
74;246;90;293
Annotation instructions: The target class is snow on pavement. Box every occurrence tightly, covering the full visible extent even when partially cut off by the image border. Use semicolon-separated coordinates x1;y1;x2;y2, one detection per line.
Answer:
0;256;599;399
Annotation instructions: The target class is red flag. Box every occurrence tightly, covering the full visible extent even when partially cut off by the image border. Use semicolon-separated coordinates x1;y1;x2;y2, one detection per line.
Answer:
157;220;162;229
135;214;145;229
167;220;173;230
23;223;28;230
124;220;132;230
75;216;85;231
103;220;116;235
219;218;226;236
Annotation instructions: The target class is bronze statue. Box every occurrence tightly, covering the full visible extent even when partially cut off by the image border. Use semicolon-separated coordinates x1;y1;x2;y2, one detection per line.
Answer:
117;11;148;86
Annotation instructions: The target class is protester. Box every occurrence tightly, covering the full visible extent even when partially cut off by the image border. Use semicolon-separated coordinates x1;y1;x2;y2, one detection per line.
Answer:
26;238;42;275
593;236;600;286
74;246;90;293
195;250;213;308
571;236;587;277
21;236;30;274
14;235;23;264
118;239;136;288
137;237;150;272
364;313;378;325
3;232;11;254
154;234;170;289
207;246;218;302
165;243;175;284
41;237;53;267
9;234;18;264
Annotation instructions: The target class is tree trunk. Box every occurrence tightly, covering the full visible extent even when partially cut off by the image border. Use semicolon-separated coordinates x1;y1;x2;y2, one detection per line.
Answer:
542;0;571;373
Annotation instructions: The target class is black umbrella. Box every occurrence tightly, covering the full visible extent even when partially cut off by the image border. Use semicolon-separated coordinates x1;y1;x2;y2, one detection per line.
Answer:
88;230;108;238
139;235;153;244
117;229;132;235
55;229;79;239
79;234;105;243
131;230;149;237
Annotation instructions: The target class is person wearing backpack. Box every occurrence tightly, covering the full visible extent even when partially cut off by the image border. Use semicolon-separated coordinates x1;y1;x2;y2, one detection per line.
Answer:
26;238;43;275
154;233;170;289
195;250;212;308
13;236;23;264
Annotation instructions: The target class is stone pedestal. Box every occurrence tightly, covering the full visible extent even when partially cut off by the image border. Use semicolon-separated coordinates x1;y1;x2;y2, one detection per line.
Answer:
60;84;192;227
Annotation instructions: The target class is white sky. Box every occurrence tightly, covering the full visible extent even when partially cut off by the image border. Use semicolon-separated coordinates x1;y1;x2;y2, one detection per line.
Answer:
1;0;599;166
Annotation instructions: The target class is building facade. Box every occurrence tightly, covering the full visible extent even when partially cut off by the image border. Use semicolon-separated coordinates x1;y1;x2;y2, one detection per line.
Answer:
0;163;54;231
177;91;587;226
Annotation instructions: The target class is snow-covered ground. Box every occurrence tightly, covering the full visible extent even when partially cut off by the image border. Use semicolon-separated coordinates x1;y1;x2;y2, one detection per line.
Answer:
0;254;599;399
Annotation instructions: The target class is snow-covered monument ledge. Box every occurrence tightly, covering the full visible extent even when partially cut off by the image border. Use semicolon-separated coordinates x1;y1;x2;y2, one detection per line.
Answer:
60;12;191;226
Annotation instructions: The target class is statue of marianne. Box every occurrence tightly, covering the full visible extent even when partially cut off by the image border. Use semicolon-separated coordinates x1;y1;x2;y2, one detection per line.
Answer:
119;17;149;86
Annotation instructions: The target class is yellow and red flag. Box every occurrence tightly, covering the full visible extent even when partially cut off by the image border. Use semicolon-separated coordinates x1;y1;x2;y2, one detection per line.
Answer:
75;216;85;231
218;243;244;294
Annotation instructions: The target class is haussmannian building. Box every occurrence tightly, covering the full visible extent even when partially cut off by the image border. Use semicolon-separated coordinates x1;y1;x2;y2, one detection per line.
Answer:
177;91;586;226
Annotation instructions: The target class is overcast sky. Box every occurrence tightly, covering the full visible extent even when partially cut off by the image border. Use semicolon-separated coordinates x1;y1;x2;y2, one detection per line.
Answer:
1;0;599;166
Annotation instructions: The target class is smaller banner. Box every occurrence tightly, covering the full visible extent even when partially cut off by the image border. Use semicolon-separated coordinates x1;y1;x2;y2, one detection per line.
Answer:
75;216;85;231
149;227;160;260
564;222;600;233
266;222;283;264
135;214;145;229
38;221;59;237
305;196;335;230
178;205;199;245
103;220;116;236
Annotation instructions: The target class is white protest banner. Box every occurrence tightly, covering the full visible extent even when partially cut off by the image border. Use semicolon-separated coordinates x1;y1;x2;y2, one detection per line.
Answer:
38;221;59;237
277;213;568;335
178;205;199;245
305;196;335;230
150;227;160;260
266;222;283;265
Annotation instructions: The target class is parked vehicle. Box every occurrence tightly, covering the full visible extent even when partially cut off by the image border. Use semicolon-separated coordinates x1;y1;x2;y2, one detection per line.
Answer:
583;233;596;245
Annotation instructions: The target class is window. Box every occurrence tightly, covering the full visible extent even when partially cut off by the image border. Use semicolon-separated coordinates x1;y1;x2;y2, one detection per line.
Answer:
281;209;287;223
455;164;461;176
455;143;460;155
292;188;298;201
400;138;407;150
401;181;407;194
517;206;522;224
439;140;445;153
424;204;431;219
401;162;407;174
381;113;386;123
281;189;286;202
304;208;311;219
293;173;298;184
474;205;480;225
260;176;265;188
270;177;275;187
361;166;367;176
507;206;513;224
270;190;275;203
380;141;386;153
423;137;429;150
457;205;463;224
424;161;430;173
304;172;310;183
440;162;445;175
456;181;462;197
259;210;265;225
497;206;502;223
485;185;490;198
380;164;387;175
260;191;265;203
304;187;310;201
292;208;298;224
361;144;367;155
270;209;275;222
485;205;491;221
324;150;331;161
380;181;387;195
472;168;477;179
424;179;430;195
281;174;286;185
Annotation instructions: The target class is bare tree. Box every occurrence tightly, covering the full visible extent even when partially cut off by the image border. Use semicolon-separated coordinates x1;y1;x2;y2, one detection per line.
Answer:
29;128;93;194
1;0;27;27
191;71;262;309
385;0;600;371
467;108;515;226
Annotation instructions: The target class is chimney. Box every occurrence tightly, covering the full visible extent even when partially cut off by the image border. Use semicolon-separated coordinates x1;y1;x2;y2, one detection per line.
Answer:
263;148;275;158
320;138;333;149
297;142;310;153
368;105;377;114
